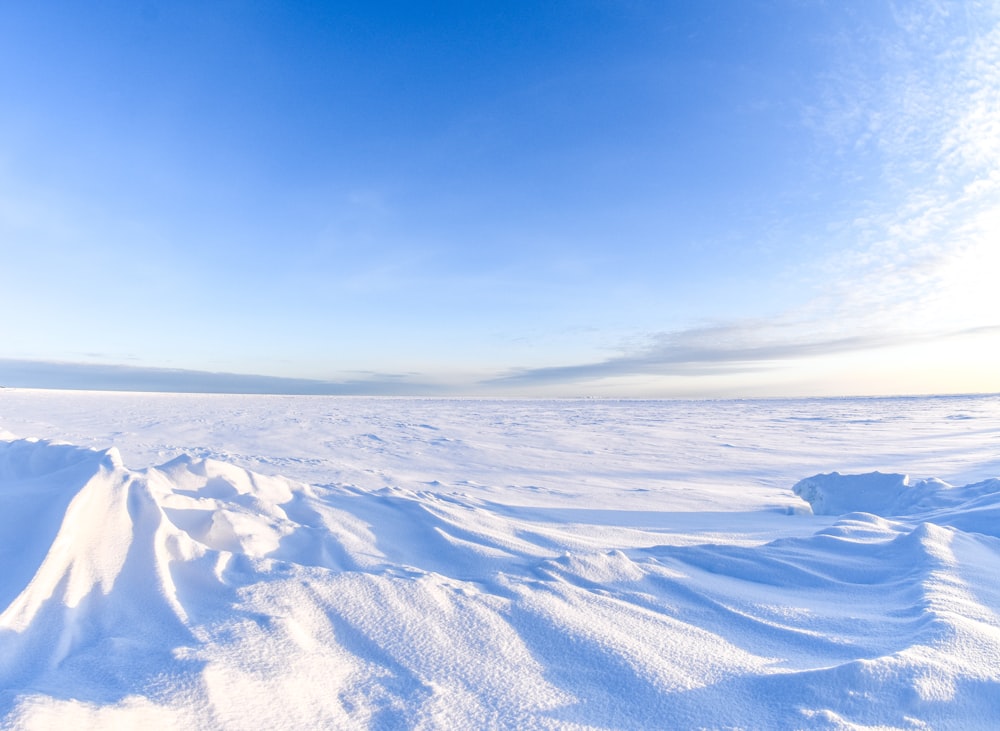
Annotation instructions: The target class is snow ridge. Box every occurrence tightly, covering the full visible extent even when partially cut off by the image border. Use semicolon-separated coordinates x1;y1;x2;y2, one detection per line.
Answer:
2;436;1000;729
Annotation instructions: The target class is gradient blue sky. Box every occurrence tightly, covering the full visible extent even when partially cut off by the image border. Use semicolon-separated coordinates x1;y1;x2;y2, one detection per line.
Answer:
2;0;999;396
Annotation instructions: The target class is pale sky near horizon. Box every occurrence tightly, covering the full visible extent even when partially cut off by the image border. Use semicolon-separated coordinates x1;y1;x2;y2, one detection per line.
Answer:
2;1;999;397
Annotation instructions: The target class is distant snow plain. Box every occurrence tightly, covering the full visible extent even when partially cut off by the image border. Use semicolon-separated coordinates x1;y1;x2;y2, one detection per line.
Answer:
1;389;999;730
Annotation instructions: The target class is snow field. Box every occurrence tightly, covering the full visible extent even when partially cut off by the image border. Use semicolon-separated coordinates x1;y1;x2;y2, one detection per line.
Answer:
1;391;1000;729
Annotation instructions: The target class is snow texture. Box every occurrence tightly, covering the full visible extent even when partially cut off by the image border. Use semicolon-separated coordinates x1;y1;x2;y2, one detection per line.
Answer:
1;391;1000;729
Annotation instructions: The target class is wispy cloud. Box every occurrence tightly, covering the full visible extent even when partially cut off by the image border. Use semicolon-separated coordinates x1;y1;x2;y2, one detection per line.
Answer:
808;0;1000;335
0;360;444;396
494;1;1000;393
486;322;1000;387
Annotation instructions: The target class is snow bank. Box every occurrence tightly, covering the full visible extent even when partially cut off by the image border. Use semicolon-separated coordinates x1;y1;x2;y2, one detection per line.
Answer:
2;395;1000;730
793;471;1000;536
792;471;944;516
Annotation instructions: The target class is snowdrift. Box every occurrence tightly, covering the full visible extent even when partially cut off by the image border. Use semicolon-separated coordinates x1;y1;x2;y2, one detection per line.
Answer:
2;435;1000;729
793;471;1000;528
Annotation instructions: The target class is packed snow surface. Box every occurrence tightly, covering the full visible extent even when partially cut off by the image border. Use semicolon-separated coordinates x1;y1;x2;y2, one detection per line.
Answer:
1;390;1000;729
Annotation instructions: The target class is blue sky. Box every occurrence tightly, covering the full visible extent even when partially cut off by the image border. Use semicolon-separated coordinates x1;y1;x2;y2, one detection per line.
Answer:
2;0;998;396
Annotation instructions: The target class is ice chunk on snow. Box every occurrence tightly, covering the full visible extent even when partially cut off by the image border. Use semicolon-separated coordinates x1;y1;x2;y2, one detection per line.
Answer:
793;471;953;517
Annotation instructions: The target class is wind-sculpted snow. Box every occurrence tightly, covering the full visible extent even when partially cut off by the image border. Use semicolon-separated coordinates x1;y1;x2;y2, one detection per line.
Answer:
794;471;1000;541
2;427;1000;730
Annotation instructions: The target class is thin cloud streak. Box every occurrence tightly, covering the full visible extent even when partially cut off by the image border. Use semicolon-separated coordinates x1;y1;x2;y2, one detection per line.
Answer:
0;360;443;396
488;324;1000;387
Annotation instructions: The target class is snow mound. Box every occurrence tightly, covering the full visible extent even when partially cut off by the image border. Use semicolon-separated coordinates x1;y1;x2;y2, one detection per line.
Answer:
2;434;1000;730
793;471;943;516
793;471;1000;532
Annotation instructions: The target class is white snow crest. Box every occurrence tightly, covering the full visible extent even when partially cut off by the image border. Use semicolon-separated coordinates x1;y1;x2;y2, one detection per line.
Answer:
794;471;1000;533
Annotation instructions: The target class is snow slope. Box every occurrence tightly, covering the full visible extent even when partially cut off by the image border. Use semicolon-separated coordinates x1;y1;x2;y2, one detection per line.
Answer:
1;391;999;729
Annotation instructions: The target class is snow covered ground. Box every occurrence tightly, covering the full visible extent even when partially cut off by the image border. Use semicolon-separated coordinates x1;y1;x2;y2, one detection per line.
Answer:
1;389;999;729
